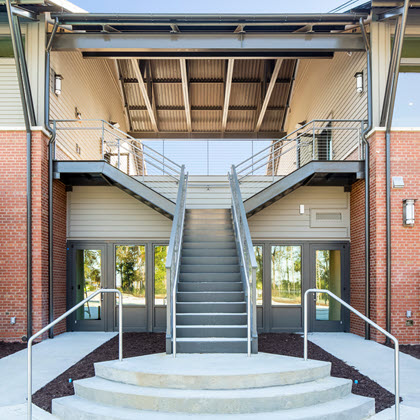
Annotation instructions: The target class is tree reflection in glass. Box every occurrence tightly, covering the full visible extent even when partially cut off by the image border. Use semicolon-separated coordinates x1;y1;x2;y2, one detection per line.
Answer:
271;246;302;305
115;245;146;306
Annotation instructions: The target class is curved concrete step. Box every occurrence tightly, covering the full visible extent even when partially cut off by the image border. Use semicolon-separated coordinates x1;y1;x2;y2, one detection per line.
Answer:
73;376;351;414
94;353;331;390
53;393;375;420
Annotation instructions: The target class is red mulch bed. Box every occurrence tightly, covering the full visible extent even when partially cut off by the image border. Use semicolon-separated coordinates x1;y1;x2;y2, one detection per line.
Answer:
0;341;27;359
33;332;396;414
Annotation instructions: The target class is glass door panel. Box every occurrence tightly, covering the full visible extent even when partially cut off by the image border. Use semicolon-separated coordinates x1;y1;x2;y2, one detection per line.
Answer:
315;250;341;321
271;245;302;306
154;245;168;306
115;245;146;306
254;245;263;306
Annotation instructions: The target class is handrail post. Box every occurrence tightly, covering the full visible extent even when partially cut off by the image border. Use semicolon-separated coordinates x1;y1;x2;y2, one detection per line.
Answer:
303;288;400;420
312;122;315;160
27;289;123;420
117;138;121;169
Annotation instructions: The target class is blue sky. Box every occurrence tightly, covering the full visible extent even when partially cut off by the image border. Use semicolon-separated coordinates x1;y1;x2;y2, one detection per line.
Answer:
71;0;357;14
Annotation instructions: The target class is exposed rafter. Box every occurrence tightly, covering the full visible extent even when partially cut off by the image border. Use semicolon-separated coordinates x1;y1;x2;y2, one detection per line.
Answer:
130;58;158;132
180;59;192;133
222;59;235;132
255;59;283;132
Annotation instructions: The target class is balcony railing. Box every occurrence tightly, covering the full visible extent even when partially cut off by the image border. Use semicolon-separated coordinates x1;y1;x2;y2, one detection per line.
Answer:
52;119;183;184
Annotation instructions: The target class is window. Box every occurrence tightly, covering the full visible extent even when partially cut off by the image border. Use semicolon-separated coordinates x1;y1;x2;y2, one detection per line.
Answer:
0;35;25;58
115;245;146;306
271;246;302;306
254;245;263;305
75;249;102;320
393;37;420;127
154;245;168;305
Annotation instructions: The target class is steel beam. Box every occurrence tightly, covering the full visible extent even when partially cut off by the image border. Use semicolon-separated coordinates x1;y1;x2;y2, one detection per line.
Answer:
179;59;192;132
222;59;235;132
130;59;158;132
52;33;365;53
128;131;286;139
255;59;283;132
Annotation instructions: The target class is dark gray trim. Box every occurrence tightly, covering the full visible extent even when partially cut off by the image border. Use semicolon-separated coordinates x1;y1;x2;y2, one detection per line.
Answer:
54;160;176;218
244;160;365;216
51;33;366;53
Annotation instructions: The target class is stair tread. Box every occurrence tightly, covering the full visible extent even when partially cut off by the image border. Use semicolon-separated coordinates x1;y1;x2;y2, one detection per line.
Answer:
53;393;375;420
177;312;247;315
74;375;351;399
177;325;247;328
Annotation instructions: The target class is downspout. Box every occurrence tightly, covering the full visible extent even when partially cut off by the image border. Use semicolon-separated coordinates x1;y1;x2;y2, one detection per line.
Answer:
46;19;59;338
5;0;33;341
384;0;410;342
359;18;372;340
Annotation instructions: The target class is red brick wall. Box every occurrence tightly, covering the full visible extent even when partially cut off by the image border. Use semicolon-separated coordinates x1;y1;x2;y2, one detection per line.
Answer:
350;130;420;344
0;130;67;342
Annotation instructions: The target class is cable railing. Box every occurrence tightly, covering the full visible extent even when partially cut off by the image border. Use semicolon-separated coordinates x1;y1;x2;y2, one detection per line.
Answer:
234;119;365;196
27;288;123;420
228;165;257;356
52;119;183;185
165;165;188;357
303;289;400;420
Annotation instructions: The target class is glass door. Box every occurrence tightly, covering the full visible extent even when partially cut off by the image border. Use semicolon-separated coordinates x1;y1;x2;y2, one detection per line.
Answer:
309;243;349;332
71;244;106;331
153;244;168;331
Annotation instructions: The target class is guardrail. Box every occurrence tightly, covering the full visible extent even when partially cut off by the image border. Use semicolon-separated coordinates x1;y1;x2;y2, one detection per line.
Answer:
52;119;183;183
27;289;123;420
303;288;400;420
165;166;188;357
234;119;365;195
229;165;257;356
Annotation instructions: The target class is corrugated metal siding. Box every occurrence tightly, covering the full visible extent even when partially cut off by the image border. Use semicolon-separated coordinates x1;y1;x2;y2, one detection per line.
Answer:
286;52;367;158
67;186;172;240
0;59;24;126
248;186;350;240
50;51;127;159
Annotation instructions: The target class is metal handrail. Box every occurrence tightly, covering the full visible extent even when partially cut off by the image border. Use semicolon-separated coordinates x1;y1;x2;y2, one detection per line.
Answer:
303;289;400;420
229;166;257;356
235;119;366;171
165;166;188;357
27;288;123;420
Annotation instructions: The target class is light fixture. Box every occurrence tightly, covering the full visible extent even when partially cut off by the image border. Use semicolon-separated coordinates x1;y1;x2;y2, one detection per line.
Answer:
109;121;120;129
299;204;305;215
54;74;63;95
403;199;415;226
75;107;82;120
355;72;364;93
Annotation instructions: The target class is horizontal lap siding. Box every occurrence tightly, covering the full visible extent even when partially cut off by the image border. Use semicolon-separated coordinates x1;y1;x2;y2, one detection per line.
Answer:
249;186;350;240
0;59;24;126
67;186;172;240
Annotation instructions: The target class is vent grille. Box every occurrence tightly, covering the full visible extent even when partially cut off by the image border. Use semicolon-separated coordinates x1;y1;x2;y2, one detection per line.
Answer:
315;212;342;221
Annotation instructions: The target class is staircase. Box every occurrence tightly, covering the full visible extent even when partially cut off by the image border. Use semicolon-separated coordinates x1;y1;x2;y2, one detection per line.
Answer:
175;208;249;353
52;352;375;419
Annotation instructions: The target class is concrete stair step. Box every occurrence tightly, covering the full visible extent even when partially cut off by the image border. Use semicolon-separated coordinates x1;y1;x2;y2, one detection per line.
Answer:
53;393;375;420
71;375;352;414
179;272;241;282
177;291;245;302
176;325;248;338
180;264;240;273
182;242;236;249
178;281;243;292
176;302;246;313
182;248;237;257
181;256;238;265
94;354;331;390
176;313;247;325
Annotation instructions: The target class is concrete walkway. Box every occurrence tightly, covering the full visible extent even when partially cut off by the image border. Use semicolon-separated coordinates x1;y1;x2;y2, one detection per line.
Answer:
309;332;420;418
0;332;116;418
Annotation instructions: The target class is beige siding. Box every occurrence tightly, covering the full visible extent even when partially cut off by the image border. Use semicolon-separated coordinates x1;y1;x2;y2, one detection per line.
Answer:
50;52;127;160
0;58;24;126
249;186;350;240
283;52;367;164
67;186;172;240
